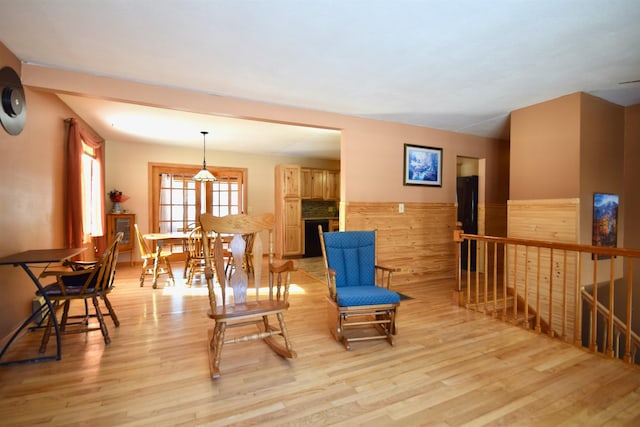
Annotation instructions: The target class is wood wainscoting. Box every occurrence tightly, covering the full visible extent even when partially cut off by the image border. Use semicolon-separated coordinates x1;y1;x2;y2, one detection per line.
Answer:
508;198;581;341
345;202;458;286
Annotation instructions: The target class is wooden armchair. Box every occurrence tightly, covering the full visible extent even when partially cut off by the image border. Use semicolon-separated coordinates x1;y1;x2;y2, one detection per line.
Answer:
134;224;174;288
318;228;400;349
37;232;123;352
200;213;297;379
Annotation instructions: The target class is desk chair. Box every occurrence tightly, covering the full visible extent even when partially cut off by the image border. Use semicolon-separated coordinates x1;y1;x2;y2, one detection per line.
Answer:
37;232;123;352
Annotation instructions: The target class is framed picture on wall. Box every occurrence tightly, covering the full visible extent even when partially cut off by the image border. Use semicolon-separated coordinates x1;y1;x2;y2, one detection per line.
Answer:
592;192;619;260
403;144;443;187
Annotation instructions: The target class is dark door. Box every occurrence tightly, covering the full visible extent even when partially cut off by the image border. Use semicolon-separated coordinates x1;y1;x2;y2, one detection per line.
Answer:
457;176;478;271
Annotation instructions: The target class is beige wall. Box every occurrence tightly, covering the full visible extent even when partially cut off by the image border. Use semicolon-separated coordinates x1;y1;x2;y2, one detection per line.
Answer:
107;139;338;263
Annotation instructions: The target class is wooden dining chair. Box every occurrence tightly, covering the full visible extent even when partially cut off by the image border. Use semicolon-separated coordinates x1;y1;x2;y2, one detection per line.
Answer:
37;232;124;352
134;224;175;288
319;228;400;349
200;213;297;379
186;226;208;286
179;222;197;278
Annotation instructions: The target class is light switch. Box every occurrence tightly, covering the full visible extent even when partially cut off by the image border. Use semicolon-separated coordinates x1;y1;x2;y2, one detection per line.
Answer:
398;203;404;213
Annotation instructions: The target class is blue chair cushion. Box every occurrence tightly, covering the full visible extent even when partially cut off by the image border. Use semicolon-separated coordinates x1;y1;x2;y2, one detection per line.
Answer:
36;271;96;297
323;231;376;288
336;286;400;306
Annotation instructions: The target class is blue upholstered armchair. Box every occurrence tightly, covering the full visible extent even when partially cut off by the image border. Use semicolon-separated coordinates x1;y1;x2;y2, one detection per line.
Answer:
319;228;400;349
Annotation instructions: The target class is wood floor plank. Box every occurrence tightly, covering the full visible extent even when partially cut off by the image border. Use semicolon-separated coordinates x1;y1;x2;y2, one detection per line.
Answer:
2;259;640;426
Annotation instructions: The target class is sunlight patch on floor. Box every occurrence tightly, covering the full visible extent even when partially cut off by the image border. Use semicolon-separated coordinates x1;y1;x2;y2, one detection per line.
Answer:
161;283;306;297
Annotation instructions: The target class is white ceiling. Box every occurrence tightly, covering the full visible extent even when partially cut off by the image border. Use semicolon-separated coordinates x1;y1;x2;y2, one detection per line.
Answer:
2;0;640;159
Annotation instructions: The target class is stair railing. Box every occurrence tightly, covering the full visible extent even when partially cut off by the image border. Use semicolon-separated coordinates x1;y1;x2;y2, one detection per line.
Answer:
453;223;640;364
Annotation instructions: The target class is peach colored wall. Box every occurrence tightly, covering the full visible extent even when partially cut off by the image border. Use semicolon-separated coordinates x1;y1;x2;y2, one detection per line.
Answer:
625;104;640;251
625;105;640;285
23;64;509;206
0;44;83;338
1;58;508;339
510;93;581;200
579;93;625;248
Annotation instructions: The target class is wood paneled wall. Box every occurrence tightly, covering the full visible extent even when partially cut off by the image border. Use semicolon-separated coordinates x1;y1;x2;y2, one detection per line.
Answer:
508;199;580;339
345;202;457;286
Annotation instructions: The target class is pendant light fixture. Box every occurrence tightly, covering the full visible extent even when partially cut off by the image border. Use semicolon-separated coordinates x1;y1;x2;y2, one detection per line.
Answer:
193;130;216;182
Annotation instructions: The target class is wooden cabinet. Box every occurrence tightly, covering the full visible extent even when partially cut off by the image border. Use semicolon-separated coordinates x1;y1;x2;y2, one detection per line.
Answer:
324;170;339;201
301;168;312;199
106;213;135;265
281;165;301;198
310;169;324;199
283;199;302;255
300;168;340;201
275;165;302;258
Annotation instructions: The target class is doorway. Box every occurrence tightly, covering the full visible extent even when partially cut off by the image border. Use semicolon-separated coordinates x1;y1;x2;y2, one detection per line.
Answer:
456;157;480;271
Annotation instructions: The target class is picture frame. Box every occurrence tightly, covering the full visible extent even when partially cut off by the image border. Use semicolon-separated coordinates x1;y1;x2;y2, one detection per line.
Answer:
403;143;443;187
592;192;619;260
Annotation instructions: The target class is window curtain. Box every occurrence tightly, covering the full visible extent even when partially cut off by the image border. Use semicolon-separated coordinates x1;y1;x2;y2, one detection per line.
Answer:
159;173;172;233
67;118;106;258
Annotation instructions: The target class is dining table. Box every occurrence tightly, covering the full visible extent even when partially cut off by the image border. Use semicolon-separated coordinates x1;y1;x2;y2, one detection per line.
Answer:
143;231;232;286
0;247;86;365
143;231;190;284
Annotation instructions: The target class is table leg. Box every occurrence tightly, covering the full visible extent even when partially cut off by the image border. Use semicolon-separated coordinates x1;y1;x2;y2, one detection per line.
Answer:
0;263;61;365
152;244;160;289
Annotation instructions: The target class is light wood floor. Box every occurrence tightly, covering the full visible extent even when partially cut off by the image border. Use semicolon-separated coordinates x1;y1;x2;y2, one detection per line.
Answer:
2;260;640;426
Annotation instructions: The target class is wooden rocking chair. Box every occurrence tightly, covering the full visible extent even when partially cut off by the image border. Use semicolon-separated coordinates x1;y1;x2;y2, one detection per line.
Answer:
200;213;297;379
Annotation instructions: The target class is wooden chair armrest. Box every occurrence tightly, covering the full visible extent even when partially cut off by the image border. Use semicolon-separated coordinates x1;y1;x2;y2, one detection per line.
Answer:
325;267;338;299
270;260;297;273
375;265;398;289
375;264;400;273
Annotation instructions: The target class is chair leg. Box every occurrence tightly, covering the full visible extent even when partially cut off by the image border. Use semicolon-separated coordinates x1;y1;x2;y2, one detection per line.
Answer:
152;255;160;289
39;301;59;353
92;296;110;345
101;295;120;327
60;301;71;332
209;321;226;379
276;312;296;356
164;256;175;286
139;259;148;287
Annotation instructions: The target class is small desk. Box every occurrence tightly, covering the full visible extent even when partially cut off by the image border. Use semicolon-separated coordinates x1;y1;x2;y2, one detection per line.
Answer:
0;247;86;365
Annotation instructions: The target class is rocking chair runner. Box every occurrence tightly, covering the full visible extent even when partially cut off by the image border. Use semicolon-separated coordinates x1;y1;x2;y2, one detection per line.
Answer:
318;228;400;349
200;213;297;379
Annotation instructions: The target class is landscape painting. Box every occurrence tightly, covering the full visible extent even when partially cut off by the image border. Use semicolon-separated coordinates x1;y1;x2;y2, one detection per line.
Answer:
403;144;442;187
592;192;619;260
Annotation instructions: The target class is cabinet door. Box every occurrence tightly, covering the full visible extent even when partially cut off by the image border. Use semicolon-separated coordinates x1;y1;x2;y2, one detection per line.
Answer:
283;199;302;255
282;165;300;198
324;170;339;200
311;169;324;199
107;213;135;252
300;168;311;199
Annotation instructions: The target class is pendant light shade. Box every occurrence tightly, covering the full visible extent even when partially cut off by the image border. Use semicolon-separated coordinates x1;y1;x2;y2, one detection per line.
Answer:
193;131;216;182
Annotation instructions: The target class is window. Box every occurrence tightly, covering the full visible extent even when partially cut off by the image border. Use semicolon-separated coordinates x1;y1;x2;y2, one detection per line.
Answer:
81;142;104;238
150;164;247;233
